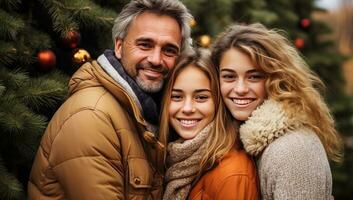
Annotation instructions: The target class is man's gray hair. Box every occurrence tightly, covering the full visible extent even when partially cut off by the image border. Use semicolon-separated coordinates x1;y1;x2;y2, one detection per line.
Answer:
112;0;193;53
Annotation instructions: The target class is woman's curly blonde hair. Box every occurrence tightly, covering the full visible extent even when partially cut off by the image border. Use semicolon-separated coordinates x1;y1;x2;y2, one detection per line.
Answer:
211;23;343;163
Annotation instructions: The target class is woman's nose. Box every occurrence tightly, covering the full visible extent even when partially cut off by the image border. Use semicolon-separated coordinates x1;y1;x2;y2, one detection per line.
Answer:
181;99;195;113
233;80;249;95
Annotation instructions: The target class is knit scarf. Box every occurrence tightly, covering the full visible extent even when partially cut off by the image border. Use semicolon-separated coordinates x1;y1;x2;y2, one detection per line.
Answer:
163;123;213;200
97;49;159;127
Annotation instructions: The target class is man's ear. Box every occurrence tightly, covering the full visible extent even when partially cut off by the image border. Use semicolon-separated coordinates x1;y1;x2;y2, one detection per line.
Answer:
114;39;123;59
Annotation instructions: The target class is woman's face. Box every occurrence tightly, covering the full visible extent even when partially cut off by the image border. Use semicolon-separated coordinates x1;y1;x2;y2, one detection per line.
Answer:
219;48;266;121
169;65;215;140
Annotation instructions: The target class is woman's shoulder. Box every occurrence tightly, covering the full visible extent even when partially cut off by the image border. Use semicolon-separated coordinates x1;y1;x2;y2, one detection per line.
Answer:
190;149;259;200
260;127;330;171
209;149;257;180
265;127;325;155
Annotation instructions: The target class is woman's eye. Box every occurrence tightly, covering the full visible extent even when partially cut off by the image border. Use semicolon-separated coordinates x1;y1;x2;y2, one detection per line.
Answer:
221;74;236;81
195;95;209;102
171;94;182;101
248;73;266;81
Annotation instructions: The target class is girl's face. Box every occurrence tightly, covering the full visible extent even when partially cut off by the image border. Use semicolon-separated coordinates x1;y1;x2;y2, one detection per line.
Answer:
169;65;215;140
219;48;266;121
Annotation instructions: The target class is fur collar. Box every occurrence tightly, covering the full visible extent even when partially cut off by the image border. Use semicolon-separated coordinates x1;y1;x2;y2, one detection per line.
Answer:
240;99;303;156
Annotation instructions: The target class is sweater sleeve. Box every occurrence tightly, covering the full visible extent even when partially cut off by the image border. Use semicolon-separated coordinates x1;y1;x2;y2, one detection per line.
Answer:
259;131;332;200
49;109;124;199
215;174;259;200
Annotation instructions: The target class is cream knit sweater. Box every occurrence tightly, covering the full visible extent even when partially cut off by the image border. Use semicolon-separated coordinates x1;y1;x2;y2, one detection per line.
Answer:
240;100;332;200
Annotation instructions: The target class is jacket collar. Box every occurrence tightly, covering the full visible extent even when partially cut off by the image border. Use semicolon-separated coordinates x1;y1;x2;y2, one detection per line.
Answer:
240;99;302;156
69;60;164;150
98;50;159;126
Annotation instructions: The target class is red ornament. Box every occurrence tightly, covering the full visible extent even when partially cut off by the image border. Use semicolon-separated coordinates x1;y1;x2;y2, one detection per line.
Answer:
300;18;311;29
295;38;305;49
62;30;81;48
37;50;56;70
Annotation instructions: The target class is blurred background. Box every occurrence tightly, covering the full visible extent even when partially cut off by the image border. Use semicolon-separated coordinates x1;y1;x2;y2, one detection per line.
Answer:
0;0;352;199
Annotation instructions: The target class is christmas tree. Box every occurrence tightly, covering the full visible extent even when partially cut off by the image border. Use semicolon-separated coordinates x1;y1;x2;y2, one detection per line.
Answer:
0;0;119;199
184;0;353;198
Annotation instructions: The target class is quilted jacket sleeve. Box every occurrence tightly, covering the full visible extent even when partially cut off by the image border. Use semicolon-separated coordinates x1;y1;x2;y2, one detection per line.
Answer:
49;109;124;199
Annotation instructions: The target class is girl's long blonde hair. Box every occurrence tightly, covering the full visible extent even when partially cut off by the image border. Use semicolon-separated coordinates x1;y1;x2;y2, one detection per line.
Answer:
158;49;238;176
211;23;343;163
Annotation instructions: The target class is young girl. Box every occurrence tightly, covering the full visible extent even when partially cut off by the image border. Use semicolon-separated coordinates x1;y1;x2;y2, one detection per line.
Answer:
159;49;259;200
211;23;343;199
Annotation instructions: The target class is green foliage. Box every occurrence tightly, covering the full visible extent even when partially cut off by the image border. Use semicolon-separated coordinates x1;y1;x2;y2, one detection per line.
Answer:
0;0;21;10
0;0;118;198
38;0;115;37
0;159;24;200
0;10;25;40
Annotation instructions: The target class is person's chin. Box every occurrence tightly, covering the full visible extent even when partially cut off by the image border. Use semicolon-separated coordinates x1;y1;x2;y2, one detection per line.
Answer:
231;111;251;121
136;78;163;93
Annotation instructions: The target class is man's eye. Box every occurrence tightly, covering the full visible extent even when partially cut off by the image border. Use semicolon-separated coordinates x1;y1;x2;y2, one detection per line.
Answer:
138;42;152;49
163;47;179;57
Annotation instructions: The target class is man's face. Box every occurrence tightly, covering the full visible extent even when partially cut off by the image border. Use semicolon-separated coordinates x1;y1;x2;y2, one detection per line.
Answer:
115;12;182;93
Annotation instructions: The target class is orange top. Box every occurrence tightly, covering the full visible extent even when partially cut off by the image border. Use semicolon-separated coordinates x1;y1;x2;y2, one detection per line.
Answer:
189;149;259;200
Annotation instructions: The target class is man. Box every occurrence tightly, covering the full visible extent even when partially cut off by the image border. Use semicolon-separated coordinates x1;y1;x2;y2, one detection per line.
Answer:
28;0;193;199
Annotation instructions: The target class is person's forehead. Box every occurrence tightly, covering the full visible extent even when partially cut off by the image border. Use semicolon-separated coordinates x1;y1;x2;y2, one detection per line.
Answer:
126;12;182;44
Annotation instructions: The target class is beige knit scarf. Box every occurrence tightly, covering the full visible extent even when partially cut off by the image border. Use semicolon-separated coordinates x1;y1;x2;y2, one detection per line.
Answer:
163;123;213;200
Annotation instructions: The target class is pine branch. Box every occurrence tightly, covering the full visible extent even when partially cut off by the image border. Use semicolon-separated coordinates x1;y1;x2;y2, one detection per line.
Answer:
0;41;17;66
67;0;116;29
250;10;279;24
0;9;25;40
18;75;68;112
0;158;25;200
0;0;21;10
0;97;46;139
0;68;29;89
38;0;78;37
24;26;52;50
0;83;5;96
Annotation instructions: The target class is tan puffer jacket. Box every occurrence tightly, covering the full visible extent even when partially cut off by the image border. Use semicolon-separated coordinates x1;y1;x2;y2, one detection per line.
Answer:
28;61;163;199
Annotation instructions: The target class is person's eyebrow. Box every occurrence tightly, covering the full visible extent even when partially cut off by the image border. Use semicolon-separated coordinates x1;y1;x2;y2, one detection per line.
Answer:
136;37;180;53
194;89;211;93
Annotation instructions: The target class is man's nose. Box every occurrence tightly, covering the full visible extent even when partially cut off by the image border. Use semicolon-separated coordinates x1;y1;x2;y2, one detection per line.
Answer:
147;48;162;66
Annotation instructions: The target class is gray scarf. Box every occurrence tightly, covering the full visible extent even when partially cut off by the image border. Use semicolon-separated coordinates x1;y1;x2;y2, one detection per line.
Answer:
97;50;158;132
163;123;213;200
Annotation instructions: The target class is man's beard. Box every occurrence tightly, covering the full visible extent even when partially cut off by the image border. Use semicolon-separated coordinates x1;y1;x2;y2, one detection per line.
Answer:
134;62;169;93
135;76;164;93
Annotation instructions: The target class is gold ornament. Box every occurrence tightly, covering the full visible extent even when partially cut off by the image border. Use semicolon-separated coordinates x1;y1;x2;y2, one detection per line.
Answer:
72;48;91;64
189;19;197;28
199;35;211;48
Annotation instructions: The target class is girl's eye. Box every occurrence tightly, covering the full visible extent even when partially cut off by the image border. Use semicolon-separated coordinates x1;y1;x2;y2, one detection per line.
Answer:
171;94;182;101
248;73;266;81
221;74;236;81
195;95;210;102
